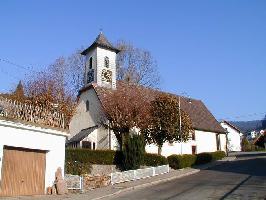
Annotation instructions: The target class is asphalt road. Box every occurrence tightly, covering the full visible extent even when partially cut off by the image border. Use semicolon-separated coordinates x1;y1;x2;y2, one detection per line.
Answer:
105;153;266;200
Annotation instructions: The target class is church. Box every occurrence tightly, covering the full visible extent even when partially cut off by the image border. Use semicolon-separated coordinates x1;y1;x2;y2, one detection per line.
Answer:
68;33;227;157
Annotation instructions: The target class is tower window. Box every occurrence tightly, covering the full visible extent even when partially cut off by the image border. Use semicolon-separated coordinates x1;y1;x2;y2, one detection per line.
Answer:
86;100;90;111
104;56;109;68
89;57;93;69
87;69;94;83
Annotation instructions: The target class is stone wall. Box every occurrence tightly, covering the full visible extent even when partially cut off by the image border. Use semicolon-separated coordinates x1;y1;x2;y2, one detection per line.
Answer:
83;175;110;190
90;164;120;176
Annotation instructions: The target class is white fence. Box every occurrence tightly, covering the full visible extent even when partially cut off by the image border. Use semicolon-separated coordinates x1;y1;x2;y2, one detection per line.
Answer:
65;174;83;190
111;165;170;185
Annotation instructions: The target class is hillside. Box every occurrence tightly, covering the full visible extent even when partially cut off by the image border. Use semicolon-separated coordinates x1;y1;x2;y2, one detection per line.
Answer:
230;119;266;134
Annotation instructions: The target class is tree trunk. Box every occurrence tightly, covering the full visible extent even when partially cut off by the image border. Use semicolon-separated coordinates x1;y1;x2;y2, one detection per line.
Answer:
114;132;123;151
122;131;130;151
158;145;162;155
114;129;130;151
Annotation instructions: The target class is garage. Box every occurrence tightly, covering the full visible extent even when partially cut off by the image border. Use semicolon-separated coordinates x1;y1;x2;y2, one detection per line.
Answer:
0;146;46;196
0;118;68;196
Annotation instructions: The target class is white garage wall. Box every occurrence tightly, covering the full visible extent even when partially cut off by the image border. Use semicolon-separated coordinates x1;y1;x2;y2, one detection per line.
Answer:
0;119;68;193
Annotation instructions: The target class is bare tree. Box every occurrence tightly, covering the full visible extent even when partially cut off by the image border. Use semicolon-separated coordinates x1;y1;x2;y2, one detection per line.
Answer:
100;84;151;150
23;57;76;126
66;48;85;96
116;41;160;88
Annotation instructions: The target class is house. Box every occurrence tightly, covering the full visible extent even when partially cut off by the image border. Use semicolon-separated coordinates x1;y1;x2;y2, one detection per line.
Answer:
0;96;68;196
247;130;259;140
254;130;266;149
68;33;227;157
220;121;243;152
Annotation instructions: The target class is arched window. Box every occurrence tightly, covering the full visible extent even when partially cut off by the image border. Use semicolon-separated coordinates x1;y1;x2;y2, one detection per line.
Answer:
86;100;89;111
89;57;93;69
104;56;109;68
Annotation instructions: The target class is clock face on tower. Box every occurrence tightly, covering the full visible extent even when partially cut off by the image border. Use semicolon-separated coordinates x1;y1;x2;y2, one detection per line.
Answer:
101;69;112;83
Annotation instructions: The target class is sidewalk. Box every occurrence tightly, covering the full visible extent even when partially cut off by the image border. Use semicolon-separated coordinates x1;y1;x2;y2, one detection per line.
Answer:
2;156;236;200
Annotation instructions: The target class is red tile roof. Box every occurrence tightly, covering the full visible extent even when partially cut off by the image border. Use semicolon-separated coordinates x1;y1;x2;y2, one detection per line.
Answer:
80;81;226;134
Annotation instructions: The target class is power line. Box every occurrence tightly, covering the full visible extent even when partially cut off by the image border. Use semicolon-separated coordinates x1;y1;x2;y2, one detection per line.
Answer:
0;58;39;73
0;66;21;80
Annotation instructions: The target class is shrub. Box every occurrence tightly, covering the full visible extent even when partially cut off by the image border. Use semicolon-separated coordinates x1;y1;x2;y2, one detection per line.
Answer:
144;153;168;166
196;151;226;165
123;135;145;170
167;154;196;169
211;151;226;160
195;153;213;165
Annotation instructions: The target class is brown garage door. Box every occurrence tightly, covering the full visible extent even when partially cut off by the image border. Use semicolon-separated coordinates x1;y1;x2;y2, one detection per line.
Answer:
0;146;46;196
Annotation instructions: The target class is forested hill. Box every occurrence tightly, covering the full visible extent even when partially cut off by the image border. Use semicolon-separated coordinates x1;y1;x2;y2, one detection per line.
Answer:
230;119;266;134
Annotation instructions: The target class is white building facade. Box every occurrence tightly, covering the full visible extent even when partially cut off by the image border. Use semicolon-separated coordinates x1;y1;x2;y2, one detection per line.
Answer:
220;121;242;152
146;130;227;157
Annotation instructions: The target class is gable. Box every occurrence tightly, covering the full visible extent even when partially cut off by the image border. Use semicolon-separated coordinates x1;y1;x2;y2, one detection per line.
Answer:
69;87;106;138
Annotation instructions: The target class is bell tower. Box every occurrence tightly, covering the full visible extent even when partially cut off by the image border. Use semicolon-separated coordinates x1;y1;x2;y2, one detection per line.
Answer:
81;32;120;89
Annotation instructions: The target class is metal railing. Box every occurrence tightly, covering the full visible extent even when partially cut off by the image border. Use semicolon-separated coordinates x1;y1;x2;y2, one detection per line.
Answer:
0;97;65;129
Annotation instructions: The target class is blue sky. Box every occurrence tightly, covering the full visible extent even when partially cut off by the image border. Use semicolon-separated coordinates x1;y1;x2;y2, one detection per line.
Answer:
0;0;265;121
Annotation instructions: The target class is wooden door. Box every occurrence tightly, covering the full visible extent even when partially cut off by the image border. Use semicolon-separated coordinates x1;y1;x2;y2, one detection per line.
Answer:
192;146;197;155
0;146;46;196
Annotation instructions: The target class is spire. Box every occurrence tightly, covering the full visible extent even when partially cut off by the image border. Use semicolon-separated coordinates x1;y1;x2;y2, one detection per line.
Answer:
12;80;25;99
15;81;24;95
81;32;120;55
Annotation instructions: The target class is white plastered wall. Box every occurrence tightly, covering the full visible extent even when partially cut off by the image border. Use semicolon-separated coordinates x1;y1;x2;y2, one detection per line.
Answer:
145;130;219;157
69;88;105;139
96;47;117;89
220;122;241;151
219;133;227;152
195;130;218;153
0;119;68;193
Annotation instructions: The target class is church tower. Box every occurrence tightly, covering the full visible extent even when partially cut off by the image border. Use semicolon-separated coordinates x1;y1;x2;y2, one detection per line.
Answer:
81;33;120;89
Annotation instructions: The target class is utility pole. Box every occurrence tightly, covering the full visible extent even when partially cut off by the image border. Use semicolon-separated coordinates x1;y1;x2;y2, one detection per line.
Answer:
179;96;182;155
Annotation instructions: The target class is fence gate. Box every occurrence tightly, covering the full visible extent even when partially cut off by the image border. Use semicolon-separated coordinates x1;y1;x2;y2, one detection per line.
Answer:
0;146;46;196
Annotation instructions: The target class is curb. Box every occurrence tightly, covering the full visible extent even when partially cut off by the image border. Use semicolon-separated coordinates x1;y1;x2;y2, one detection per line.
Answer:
91;157;236;200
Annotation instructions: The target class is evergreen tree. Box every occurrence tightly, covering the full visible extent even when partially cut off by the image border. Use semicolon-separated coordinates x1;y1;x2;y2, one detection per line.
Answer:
123;134;145;170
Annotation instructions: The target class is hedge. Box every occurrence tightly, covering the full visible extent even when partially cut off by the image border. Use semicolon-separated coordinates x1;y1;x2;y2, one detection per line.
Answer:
196;151;226;165
167;151;226;169
144;153;168;166
65;149;226;174
195;153;213;165
65;149;168;174
211;151;226;160
167;154;196;169
66;148;123;165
